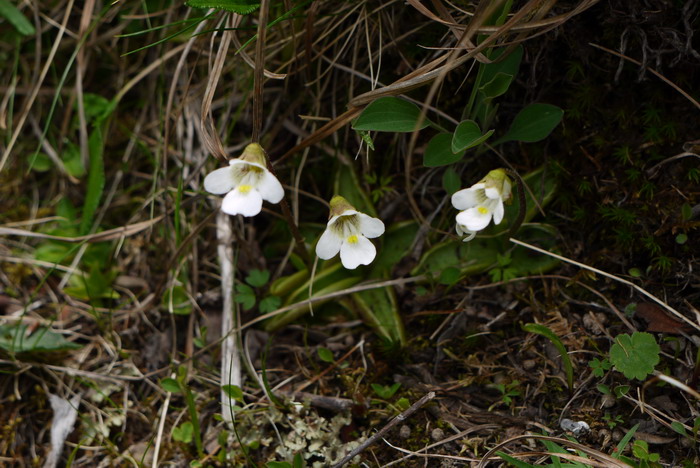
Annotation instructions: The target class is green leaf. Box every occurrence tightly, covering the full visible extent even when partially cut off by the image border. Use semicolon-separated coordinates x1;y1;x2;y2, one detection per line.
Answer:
670;421;687;436
317;347;334;363
370;221;418;275
172;421;194;443
79;127;105;234
423;133;464;167
265;462;292;468
234;283;256;311
495;103;564;144
65;267;119;302
259;295;281;314
81;93;113;124
523;323;574;392
371;382;401;399
442;168;461;195
451;120;494;153
681;203;692;221
676;233;688;245
439;266;461;285
246;269;270;287
479;72;514;100
353;97;430;133
496;451;538;468
0;0;35;35
28;153;51;172
185;0;260;14
352;286;405;346
62;144;86;178
609;332;660;380
293;453;304;468
613;423;639;459
0;324;81;353
161;378;182;393
222;384;244;402
481;46;523;85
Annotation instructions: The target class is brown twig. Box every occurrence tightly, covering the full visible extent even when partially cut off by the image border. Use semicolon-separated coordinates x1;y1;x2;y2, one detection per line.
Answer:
330;391;436;468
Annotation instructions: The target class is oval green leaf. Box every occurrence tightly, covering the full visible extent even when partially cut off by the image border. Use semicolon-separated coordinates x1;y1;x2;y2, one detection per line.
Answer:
353;97;430;132
496;103;564;144
161;378;181;393
452;120;494;153
424;133;465;167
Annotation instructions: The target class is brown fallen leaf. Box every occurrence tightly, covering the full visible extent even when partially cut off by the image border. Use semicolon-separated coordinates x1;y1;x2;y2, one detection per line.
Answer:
636;302;694;334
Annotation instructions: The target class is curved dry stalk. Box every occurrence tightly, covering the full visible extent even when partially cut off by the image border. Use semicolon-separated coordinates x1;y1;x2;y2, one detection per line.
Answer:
510;237;700;333
477;433;633;468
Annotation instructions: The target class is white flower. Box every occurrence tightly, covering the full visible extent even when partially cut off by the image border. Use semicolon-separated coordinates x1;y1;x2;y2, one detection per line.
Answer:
204;143;284;217
451;168;512;241
315;196;385;270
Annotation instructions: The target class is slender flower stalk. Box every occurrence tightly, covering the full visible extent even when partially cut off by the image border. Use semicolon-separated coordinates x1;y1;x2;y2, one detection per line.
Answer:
204;143;284;217
451;168;512;241
315;196;385;270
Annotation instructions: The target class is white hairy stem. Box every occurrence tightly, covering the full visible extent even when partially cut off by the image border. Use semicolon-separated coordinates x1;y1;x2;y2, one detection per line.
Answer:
216;211;240;425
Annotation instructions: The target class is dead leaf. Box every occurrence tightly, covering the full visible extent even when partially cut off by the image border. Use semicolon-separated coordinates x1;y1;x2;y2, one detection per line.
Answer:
636;302;694;334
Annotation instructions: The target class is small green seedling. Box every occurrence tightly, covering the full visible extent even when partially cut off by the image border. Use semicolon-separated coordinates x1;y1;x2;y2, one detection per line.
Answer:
317;347;334;363
371;382;401;399
589;357;612;377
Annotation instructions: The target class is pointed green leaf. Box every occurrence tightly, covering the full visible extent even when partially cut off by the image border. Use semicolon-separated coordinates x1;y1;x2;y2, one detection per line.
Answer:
423;133;464;167
496;103;563;144
479;72;514;100
0;0;35;35
185;0;260;14
0;324;81;353
523;323;574;392
451;120;494;153
353;97;430;132
79;127;105;234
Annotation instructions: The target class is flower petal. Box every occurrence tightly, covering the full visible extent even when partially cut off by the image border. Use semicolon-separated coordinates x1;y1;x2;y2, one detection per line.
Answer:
451;184;483;210
339;236;376;269
316;229;342;260
484;186;500;199
492;200;505;225
221;188;263;217
456;207;492;231
257;170;284;204
357;213;385;238
204;166;236;194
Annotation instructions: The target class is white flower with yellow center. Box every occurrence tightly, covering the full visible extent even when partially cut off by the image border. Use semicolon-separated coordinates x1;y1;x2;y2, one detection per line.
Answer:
315;196;385;270
204;143;284;217
451;168;512;241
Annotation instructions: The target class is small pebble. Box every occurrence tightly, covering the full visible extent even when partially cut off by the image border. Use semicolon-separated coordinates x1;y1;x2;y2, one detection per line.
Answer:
399;425;411;439
612;429;623;442
431;428;445;442
560;418;590;436
600;394;616;409
522;359;537;370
